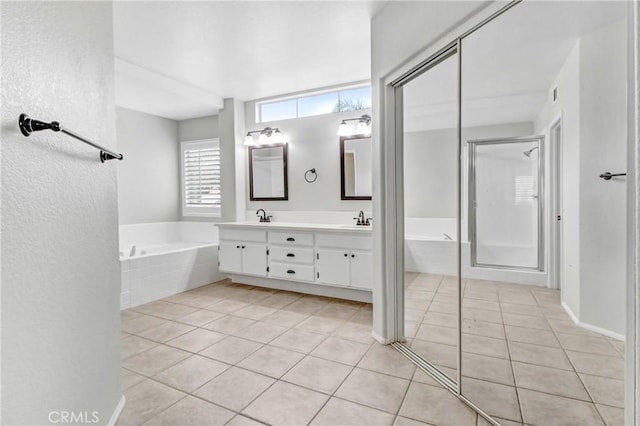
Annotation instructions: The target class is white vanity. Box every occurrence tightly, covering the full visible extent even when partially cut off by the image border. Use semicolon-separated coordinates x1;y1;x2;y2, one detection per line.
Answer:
216;222;372;302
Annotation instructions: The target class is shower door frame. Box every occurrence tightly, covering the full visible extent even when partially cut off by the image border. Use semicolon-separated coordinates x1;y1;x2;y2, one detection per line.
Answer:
467;135;545;272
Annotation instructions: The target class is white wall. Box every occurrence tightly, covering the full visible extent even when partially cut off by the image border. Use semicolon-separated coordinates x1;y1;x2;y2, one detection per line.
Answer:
535;19;627;336
117;107;179;224
579;19;627;335
535;41;582;321
1;2;122;424
178;115;219;142
244;99;373;212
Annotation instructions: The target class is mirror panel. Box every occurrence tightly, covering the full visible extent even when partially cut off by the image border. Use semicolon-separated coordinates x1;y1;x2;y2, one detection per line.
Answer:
340;135;372;200
402;50;459;385
249;144;288;201
460;2;627;423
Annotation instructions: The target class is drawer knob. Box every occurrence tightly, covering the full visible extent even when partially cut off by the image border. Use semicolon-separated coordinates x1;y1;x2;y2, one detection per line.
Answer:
287;269;296;274
351;254;355;258
344;253;348;257
236;245;240;249
286;253;295;257
286;237;295;242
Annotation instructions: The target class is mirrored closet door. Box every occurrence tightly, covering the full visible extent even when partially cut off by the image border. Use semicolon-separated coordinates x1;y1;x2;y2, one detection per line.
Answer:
396;1;628;425
401;48;460;386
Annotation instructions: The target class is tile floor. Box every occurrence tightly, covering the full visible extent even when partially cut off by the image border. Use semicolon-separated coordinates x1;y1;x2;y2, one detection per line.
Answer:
119;279;489;426
404;272;625;426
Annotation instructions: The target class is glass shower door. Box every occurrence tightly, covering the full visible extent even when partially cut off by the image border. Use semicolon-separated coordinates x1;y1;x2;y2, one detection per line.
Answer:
469;137;543;270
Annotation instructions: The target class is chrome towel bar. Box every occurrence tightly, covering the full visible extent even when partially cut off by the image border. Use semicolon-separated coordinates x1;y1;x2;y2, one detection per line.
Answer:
18;114;123;163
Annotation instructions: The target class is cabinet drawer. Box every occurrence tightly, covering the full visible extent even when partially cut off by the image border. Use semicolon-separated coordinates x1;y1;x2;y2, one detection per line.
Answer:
269;262;315;282
219;228;267;243
317;233;372;250
269;231;314;247
269;246;314;264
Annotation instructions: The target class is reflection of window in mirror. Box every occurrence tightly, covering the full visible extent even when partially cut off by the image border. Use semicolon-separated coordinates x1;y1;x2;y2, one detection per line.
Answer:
340;135;372;200
249;144;288;201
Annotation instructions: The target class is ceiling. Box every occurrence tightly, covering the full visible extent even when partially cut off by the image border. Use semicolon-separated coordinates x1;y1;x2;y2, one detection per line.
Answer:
113;1;385;120
403;1;626;133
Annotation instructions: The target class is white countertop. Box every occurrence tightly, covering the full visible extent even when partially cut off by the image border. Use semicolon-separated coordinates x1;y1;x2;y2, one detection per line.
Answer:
215;221;373;233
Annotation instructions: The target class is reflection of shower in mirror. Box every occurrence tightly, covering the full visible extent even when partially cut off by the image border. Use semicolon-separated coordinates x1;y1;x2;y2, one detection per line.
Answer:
522;146;539;157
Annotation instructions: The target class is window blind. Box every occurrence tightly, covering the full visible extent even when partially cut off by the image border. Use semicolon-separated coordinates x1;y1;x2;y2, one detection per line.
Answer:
182;140;221;216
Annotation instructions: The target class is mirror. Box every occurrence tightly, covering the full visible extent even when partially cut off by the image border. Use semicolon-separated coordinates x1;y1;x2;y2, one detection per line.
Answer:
340;135;372;200
249;144;288;201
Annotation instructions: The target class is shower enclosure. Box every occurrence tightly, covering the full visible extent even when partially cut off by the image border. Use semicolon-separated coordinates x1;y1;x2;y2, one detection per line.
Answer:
468;136;544;270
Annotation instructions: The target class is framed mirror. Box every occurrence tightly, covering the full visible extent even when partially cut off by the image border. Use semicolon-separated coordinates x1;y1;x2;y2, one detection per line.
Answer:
249;143;288;201
340;135;372;200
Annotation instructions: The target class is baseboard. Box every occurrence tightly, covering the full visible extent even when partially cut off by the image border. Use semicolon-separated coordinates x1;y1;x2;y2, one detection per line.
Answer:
561;302;625;341
108;395;126;426
372;330;392;345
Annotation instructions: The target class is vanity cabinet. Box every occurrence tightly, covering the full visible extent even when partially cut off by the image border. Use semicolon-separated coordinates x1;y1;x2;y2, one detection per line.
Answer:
216;223;372;300
317;235;373;290
219;229;268;277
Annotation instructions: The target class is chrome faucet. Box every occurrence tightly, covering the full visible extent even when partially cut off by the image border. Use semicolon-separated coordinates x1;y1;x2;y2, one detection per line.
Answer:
256;209;272;223
353;211;372;226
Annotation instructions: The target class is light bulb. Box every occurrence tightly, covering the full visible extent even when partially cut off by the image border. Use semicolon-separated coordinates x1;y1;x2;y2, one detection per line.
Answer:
258;132;269;145
337;121;350;136
272;129;284;143
244;134;255;146
356;120;369;135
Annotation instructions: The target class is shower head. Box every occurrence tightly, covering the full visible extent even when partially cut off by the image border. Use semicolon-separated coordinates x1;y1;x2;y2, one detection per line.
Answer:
523;146;539;157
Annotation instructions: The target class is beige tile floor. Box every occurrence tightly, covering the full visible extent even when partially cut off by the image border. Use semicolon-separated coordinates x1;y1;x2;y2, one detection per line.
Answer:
120;279;492;426
404;272;625;426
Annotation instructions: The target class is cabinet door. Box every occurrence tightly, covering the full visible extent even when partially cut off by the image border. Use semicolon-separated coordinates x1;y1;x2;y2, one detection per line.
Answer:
317;249;350;286
242;243;268;277
350;251;373;289
219;242;242;274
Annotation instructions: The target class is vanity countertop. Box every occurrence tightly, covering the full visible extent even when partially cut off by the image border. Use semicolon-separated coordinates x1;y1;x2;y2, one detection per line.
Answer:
215;221;372;233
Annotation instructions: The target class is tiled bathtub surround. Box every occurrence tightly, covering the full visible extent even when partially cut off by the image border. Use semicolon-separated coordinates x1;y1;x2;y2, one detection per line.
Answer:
119;279;490;426
404;273;625;426
120;222;223;309
121;246;224;309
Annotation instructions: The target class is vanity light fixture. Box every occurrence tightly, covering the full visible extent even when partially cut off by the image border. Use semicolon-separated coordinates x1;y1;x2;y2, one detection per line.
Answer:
244;127;285;146
336;114;371;136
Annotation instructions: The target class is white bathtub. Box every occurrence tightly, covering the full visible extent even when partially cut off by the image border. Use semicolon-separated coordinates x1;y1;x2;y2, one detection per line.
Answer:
405;218;457;274
404;218;546;286
119;222;226;309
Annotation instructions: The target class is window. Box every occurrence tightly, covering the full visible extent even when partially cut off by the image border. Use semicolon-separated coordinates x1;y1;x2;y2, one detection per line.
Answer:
181;139;221;217
257;85;371;123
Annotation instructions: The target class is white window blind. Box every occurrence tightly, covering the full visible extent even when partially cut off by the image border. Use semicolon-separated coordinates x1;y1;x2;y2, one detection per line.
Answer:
181;139;221;217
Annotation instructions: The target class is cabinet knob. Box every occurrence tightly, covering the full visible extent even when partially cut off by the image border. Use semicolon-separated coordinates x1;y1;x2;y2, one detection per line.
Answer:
241;246;245;249
344;253;348;257
236;245;240;249
286;237;295;242
351;254;355;258
286;253;295;257
286;269;296;274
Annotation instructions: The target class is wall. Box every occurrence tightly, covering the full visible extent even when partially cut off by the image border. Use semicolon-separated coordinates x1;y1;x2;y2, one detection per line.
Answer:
535;19;627;336
579;19;627;336
178;115;219;142
244;99;373;213
117;107;179;224
534;42;582;320
1;2;122;424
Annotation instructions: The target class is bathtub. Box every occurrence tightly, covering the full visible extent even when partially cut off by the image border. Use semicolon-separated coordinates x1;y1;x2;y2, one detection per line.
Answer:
405;218;457;275
119;222;226;309
404;217;546;286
